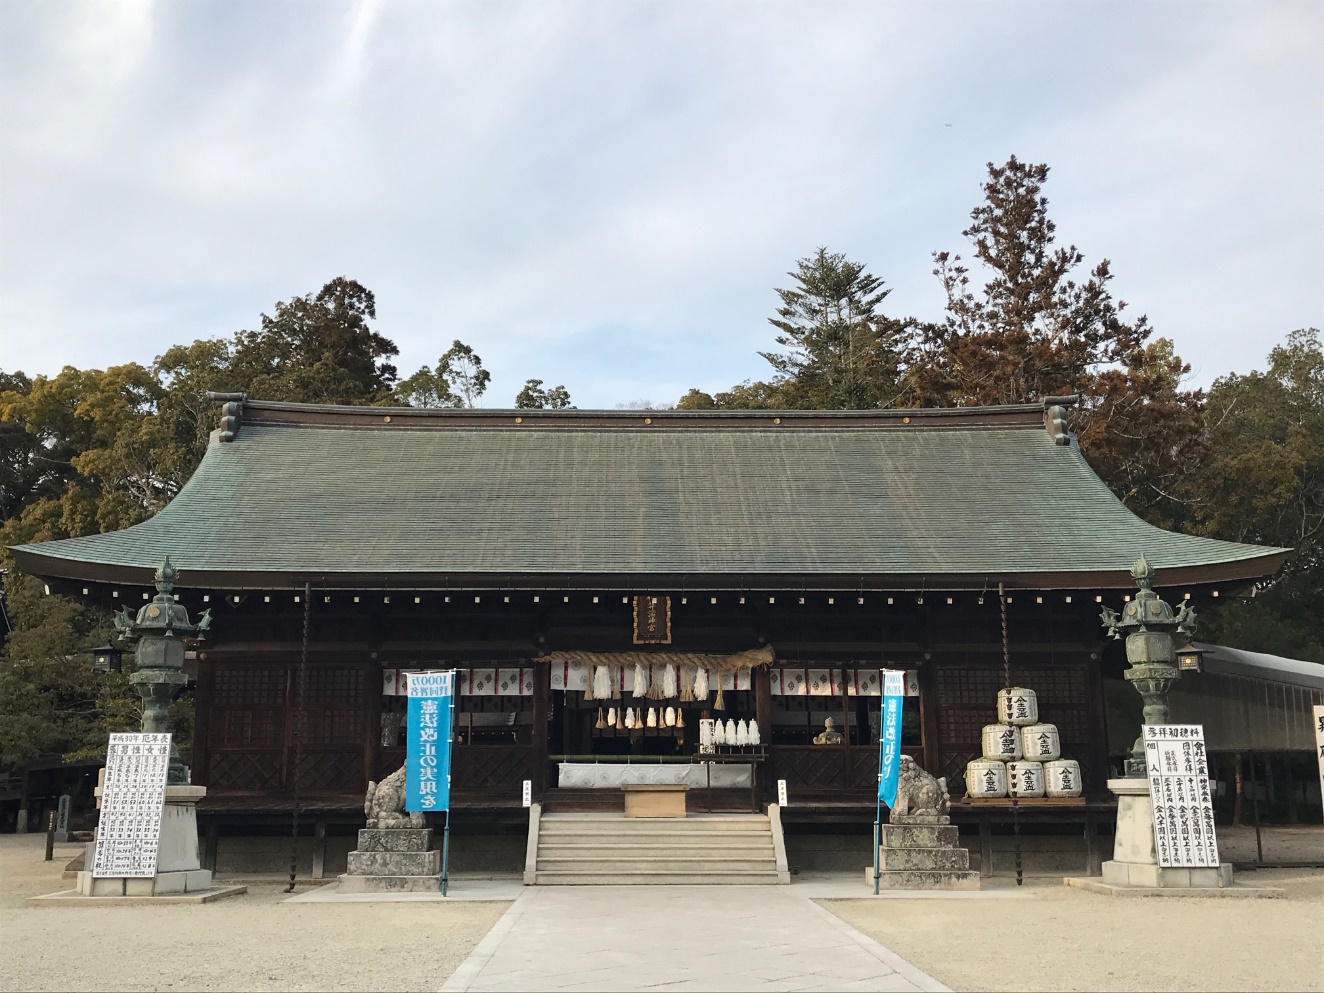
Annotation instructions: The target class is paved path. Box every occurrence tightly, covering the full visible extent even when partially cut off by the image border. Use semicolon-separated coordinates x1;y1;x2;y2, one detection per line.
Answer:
441;885;949;992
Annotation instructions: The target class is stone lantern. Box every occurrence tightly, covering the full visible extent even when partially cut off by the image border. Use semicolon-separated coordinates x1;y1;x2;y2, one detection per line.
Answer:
112;556;211;785
1100;555;1196;777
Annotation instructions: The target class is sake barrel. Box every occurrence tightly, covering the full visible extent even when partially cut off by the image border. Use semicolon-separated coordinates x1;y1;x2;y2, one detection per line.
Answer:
964;759;1008;798
997;687;1039;726
1044;759;1083;797
1020;723;1061;762
1006;760;1046;798
981;723;1023;761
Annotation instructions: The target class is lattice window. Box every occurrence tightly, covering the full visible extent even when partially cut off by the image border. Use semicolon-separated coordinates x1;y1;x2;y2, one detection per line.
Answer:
209;752;283;791
220;710;279;748
303;707;364;747
301;666;365;704
294;751;363;791
213;667;285;707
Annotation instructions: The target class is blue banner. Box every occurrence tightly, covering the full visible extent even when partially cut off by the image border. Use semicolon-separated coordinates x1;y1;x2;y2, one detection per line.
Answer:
406;670;455;812
878;670;905;807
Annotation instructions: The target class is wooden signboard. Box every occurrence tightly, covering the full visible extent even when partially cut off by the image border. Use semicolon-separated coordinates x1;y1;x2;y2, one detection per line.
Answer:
632;595;672;644
1143;724;1220;868
92;733;171;878
1314;705;1324;823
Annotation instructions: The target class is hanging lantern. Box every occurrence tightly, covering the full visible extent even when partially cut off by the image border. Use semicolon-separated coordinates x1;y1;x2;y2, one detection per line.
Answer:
90;643;123;673
1176;642;1206;673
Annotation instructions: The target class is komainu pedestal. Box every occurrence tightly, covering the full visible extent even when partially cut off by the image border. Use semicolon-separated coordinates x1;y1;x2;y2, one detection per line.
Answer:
865;817;980;890
865;756;979;890
338;828;441;893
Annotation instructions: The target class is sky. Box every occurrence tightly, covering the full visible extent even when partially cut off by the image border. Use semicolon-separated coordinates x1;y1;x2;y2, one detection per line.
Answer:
1;1;1320;408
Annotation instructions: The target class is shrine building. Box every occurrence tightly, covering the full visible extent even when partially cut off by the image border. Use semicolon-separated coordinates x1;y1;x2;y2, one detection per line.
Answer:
9;395;1289;877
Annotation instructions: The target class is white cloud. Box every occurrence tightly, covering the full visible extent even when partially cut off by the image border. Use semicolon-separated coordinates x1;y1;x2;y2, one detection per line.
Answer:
1;1;1319;405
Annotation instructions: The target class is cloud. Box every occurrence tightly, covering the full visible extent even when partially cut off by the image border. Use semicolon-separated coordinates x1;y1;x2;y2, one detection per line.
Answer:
1;1;1319;406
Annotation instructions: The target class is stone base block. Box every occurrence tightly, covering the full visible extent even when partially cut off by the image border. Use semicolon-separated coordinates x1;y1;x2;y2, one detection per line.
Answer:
879;824;959;849
890;814;951;825
357;828;433;853
337;873;443;893
1065;877;1283;898
864;866;981;890
878;846;971;872
346;850;441;876
77;868;213;896
1101;860;1234;889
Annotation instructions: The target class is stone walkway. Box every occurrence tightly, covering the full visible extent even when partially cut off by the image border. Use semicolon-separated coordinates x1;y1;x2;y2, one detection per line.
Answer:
440;885;949;992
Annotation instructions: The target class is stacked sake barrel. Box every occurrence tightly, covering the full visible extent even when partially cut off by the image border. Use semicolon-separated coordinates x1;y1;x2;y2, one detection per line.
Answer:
964;688;1083;800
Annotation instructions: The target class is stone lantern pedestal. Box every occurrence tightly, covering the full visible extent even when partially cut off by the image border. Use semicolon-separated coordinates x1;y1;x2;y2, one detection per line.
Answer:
75;786;218;896
1098;778;1233;889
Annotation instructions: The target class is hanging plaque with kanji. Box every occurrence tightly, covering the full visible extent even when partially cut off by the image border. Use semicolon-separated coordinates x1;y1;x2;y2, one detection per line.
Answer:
92;733;171;878
632;595;671;644
1143;724;1220;868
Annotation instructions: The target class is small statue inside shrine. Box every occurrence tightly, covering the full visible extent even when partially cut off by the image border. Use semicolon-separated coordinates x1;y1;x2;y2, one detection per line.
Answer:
812;717;843;745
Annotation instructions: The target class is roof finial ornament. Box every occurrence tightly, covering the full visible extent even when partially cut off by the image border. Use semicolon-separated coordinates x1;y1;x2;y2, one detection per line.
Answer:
1130;554;1154;593
155;556;179;595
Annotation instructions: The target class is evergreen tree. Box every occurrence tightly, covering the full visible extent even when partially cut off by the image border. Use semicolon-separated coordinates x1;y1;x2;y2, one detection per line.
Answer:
763;248;915;409
515;379;573;409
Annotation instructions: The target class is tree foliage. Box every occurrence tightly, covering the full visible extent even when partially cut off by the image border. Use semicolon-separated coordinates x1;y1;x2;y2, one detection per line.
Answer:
1;275;572;763
515;379;573;409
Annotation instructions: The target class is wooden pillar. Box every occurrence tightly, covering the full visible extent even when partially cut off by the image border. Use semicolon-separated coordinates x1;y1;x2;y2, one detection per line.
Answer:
312;820;327;879
531;660;550;799
755;666;772;802
363;661;381;790
918;663;942;780
839;665;852;788
1084;652;1111;798
191;661;213;788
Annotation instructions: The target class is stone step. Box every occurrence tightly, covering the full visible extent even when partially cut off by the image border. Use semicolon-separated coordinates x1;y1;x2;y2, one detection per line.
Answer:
876;847;972;872
540;843;774;857
346;849;441;876
538;857;777;873
539;825;770;837
535;870;783;885
862;866;981;891
337;873;443;893
541;816;768;830
538;828;771;841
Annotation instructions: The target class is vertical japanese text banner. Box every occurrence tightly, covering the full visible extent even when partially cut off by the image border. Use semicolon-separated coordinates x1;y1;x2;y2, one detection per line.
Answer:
878;670;905;808
406;671;455;813
1314;705;1324;824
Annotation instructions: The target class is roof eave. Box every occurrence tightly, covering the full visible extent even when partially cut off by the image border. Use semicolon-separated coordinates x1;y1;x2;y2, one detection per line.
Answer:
12;545;1291;594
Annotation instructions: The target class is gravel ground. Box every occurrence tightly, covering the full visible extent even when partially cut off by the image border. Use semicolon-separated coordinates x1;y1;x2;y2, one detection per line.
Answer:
822;825;1324;993
0;835;508;993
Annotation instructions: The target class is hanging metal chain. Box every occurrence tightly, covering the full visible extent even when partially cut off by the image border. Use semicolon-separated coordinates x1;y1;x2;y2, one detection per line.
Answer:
285;583;311;893
998;582;1024;887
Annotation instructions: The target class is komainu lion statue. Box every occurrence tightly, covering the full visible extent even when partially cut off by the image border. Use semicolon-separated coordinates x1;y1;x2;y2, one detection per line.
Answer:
364;765;425;829
892;755;951;820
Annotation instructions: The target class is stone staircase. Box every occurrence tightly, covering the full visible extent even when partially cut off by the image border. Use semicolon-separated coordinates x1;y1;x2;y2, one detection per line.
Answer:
526;808;789;885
